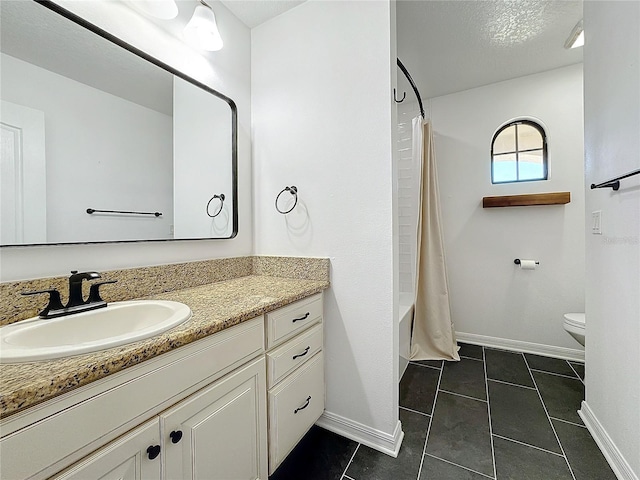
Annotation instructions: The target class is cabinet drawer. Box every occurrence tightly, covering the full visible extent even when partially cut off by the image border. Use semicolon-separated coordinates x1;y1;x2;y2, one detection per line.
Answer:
266;294;322;349
266;323;322;389
268;352;324;474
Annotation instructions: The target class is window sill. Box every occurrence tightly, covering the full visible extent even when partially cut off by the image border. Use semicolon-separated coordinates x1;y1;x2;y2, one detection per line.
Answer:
482;192;571;208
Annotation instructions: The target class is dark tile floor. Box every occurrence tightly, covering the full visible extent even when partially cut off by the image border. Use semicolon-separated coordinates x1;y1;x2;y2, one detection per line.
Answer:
269;343;617;480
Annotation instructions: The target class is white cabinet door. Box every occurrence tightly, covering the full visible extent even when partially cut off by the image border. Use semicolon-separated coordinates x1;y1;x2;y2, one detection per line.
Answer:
162;356;268;480
51;419;161;480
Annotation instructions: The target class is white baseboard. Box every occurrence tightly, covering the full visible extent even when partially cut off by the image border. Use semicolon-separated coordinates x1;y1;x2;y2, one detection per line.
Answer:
455;332;585;362
315;411;404;458
579;401;638;480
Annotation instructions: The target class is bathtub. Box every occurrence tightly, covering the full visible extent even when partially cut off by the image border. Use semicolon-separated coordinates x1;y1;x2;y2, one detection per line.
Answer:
399;293;414;382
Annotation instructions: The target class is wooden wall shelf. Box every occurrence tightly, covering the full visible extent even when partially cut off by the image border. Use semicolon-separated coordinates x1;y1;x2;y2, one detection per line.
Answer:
482;192;571;208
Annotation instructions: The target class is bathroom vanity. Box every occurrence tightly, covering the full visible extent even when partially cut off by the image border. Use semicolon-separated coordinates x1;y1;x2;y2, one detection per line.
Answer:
0;267;328;480
0;0;329;476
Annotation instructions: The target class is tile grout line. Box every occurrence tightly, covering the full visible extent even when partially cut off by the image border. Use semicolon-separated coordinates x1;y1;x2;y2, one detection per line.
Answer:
423;453;495;479
460;355;484;362
339;443;360;480
438;388;487;403
486;378;537;391
522;354;578;480
409;361;443;371
341;476;355;480
530;368;581;381
400;405;432;418
492;433;565;458
550;416;587;429
416;360;444;480
567;362;585;386
482;346;498;480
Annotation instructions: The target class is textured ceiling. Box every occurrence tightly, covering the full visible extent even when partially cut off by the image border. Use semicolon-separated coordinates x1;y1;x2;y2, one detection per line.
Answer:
218;0;306;28
215;0;583;100
2;1;584;113
397;0;583;99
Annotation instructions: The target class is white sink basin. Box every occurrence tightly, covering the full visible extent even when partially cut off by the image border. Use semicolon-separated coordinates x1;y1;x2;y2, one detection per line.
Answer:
0;300;192;363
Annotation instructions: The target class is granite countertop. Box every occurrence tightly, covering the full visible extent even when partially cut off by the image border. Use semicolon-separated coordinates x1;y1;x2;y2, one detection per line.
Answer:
0;275;329;419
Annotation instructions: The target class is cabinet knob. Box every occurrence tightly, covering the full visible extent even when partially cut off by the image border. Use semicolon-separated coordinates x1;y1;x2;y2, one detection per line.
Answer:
170;430;183;444
147;445;161;460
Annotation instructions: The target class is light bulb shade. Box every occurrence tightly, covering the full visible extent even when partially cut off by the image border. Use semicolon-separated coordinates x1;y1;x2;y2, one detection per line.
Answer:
571;30;584;48
184;3;223;51
130;0;178;19
564;20;584;49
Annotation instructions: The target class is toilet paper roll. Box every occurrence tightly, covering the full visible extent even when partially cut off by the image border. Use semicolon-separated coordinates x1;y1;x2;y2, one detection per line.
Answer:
519;260;538;270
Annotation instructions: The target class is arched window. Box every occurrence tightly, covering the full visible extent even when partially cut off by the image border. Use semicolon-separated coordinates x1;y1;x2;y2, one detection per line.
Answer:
491;120;547;184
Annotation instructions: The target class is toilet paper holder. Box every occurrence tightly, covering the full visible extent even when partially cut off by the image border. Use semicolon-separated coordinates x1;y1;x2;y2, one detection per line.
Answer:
514;259;540;265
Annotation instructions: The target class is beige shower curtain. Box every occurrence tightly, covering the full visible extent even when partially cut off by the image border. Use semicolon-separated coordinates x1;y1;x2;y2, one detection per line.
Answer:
410;119;459;361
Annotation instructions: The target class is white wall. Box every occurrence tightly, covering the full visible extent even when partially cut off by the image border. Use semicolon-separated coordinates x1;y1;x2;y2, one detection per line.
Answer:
583;1;640;477
430;64;585;351
0;0;252;281
1;53;173;243
252;0;400;446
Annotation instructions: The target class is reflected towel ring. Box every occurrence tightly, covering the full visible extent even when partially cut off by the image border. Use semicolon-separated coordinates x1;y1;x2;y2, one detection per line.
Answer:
275;186;298;214
206;194;225;218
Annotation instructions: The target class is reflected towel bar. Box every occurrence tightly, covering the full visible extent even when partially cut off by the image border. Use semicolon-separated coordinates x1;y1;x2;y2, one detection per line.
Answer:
86;208;162;217
590;169;640;191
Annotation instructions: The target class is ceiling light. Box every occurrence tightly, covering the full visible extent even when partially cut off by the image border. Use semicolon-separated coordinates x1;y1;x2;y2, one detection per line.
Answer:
565;20;584;49
184;1;223;51
129;0;178;20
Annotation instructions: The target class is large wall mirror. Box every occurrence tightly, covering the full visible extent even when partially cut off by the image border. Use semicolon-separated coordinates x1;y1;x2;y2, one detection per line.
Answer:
0;0;237;246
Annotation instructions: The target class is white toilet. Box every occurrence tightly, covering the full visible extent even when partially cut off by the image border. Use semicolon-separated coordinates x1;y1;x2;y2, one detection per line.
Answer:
563;313;585;346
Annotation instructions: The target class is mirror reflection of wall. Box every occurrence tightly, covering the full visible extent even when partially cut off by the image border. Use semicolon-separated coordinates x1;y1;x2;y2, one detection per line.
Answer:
0;0;236;246
174;77;233;239
1;52;174;244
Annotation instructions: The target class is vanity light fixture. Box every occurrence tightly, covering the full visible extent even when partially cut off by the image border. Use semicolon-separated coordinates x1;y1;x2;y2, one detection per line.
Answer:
129;0;178;20
184;0;223;51
564;20;584;49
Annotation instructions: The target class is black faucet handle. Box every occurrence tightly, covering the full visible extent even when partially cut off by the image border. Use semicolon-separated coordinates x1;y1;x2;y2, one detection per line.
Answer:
21;289;65;317
88;280;117;304
69;270;102;280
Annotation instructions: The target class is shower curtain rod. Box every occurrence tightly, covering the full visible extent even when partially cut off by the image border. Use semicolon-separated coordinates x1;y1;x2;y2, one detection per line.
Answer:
397;58;425;119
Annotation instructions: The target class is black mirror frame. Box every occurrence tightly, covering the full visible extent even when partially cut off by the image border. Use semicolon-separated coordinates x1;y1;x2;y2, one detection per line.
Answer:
2;0;238;246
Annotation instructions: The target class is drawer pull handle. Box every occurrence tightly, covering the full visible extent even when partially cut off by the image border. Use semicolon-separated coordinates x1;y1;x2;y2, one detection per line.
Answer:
293;346;311;360
292;312;310;323
147;445;161;460
294;396;312;414
170;430;183;444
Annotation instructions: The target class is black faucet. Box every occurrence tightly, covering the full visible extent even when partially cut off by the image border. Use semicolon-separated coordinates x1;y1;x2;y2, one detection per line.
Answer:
22;271;117;319
67;271;101;307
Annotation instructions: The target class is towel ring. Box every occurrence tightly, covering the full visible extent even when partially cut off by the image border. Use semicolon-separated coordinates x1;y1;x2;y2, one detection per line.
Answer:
275;186;298;214
206;194;225;218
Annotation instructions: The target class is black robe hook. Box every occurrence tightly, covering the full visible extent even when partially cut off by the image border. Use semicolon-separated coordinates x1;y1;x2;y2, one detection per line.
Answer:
393;88;406;103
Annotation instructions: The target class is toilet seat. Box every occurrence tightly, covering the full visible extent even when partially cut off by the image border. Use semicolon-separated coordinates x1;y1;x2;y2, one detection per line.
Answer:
563;313;585;346
563;313;585;329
